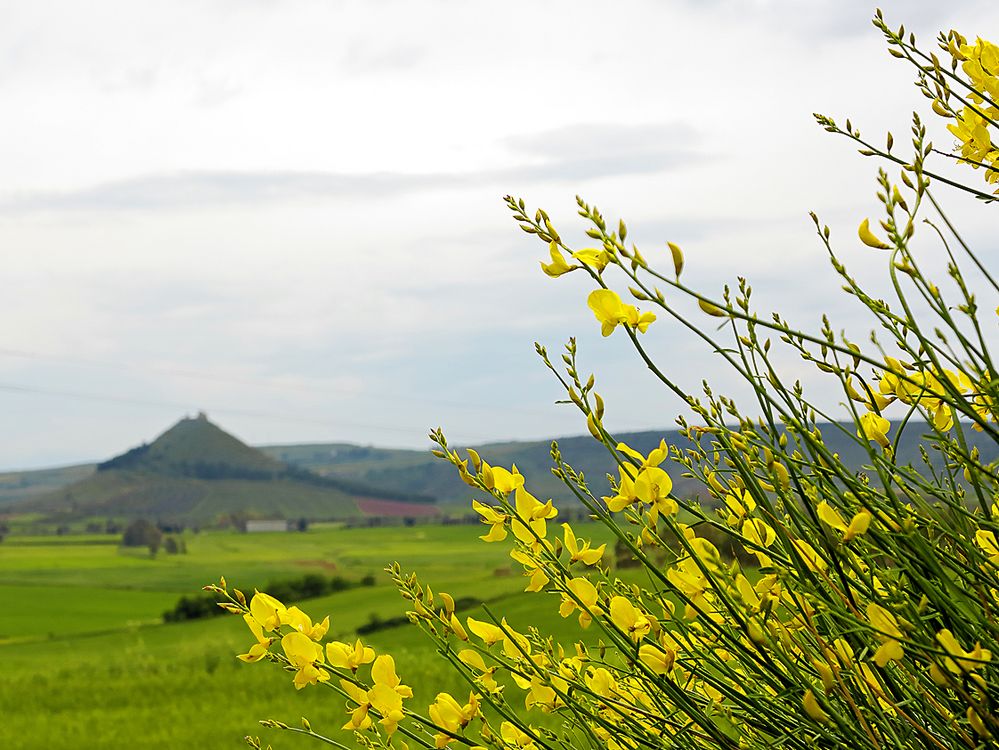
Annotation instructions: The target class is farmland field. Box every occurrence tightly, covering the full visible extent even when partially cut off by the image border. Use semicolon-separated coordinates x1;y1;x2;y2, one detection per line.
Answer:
0;522;617;748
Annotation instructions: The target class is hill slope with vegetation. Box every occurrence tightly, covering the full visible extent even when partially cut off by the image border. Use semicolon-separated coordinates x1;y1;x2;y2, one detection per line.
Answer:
12;415;433;525
4;421;995;521
263;422;999;507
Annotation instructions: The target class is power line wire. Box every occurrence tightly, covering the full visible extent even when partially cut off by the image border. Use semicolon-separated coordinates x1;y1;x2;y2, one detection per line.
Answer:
0;346;543;417
0;381;493;443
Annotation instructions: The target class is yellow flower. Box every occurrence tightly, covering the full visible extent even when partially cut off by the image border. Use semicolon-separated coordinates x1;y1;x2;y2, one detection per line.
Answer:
604;440;673;514
326;639;375;672
558;577;599;629
282;606;329;641
500;721;538;749
510;548;550;592
584;666;617;697
587;289;655;337
562;523;606;566
948;107;998;174
857;411;891;449
638;642;675;674
485;464;525;494
846;376;894;411
237;613;274;662
666;557;713;620
817;501;872;542
936;628;992;674
466;617;530;659
281;631;330;690
844;511;872;541
572;247;612;272
724;488;756;525
588;289;628;336
742;518;776;548
510;486;557;547
248;591;287;632
791;539;827;573
368;655;412;736
867;603;904;667
340;679;373;731
623;305;657;333
634;466;673;507
976;529;999;566
428;692;480;747
472;500;508;542
803;689;830;723
525;677;560;712
467;617;506;646
540;242;574;277
858;218;890;249
458;649;501;694
609;596;652;642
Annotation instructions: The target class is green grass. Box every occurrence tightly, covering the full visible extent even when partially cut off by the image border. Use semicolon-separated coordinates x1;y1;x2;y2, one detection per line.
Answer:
0;584;177;641
0;522;621;749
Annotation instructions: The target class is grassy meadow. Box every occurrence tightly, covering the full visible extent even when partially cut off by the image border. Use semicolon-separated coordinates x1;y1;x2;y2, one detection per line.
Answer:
0;522;616;748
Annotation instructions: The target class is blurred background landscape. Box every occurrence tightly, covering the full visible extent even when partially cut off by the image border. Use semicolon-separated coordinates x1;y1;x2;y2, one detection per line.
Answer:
2;1;998;747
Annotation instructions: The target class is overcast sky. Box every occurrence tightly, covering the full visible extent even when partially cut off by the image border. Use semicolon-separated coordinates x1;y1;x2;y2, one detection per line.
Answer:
1;1;997;470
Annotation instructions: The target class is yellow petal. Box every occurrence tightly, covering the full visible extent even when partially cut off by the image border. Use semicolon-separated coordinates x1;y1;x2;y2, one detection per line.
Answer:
803;689;830;723
858;218;891;249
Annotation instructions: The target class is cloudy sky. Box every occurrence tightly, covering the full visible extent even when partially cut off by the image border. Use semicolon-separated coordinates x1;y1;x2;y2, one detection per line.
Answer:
1;1;997;469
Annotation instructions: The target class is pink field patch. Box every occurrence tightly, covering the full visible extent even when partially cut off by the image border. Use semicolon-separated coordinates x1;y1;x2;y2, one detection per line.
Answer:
357;498;440;517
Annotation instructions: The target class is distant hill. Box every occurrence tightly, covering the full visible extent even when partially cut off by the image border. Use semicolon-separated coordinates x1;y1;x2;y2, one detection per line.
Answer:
96;412;284;477
12;414;435;524
4;420;995;521
261;422;999;508
0;463;96;507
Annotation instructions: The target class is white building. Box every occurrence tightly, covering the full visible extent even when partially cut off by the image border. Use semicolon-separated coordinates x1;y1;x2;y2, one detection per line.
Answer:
245;519;289;533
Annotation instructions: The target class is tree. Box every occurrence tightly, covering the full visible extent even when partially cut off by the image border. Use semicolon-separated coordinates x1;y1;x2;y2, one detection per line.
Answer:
121;518;162;556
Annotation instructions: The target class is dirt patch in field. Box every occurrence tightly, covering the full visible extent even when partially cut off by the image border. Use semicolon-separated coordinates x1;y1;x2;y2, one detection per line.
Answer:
295;559;338;571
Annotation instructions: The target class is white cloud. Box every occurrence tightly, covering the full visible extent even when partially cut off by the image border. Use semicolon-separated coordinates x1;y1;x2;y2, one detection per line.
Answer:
0;0;996;469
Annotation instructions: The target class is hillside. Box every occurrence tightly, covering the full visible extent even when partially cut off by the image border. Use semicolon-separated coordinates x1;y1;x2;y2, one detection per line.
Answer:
5;421;995;520
262;422;999;508
13;414;435;524
0;462;96;507
96;412;283;477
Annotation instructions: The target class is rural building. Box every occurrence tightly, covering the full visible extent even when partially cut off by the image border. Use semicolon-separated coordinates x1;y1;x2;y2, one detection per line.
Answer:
245;519;289;533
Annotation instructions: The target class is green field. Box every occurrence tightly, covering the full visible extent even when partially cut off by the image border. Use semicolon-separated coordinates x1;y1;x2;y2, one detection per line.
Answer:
0;523;616;748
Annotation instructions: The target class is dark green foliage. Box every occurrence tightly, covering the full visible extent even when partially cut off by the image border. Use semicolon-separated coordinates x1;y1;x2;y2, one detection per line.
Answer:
263;573;355;603
162;573;363;623
121;519;162;550
96;443;150;472
163;593;225;623
162;536;186;554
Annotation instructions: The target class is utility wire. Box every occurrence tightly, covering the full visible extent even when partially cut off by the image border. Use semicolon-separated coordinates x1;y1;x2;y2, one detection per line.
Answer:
0;381;494;444
0;347;544;417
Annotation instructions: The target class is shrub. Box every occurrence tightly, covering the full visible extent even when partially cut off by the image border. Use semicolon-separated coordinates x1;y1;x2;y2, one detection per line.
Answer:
210;15;999;750
165;574;362;623
121;518;161;552
163;593;225;623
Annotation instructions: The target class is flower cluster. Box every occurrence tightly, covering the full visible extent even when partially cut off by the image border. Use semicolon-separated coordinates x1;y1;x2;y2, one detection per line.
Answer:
943;36;999;188
214;16;999;750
